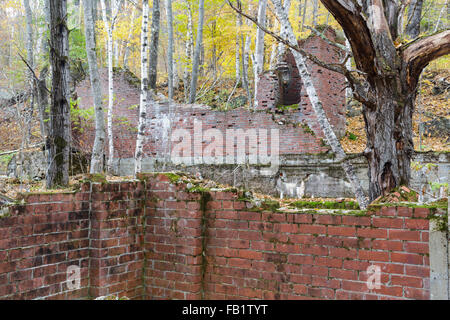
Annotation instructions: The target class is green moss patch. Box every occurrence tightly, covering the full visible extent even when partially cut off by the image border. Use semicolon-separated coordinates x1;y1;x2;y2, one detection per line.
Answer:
290;200;360;210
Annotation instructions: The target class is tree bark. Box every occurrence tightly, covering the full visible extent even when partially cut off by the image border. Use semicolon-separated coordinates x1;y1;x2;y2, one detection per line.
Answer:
135;0;150;175
319;0;450;202
188;0;205;104
47;0;71;188
83;0;106;174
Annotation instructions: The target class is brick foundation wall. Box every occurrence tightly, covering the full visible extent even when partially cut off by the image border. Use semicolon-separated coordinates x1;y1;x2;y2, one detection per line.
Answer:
0;192;90;299
0;174;443;300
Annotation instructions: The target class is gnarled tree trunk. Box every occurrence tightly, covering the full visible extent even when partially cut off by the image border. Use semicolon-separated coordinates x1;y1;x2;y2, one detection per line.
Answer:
320;0;450;201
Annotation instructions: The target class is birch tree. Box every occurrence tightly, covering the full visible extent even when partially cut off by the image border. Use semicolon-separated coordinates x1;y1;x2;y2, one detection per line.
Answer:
276;0;291;64
188;0;205;104
134;0;150;175
23;0;34;148
47;0;71;188
165;0;174;100
100;0;123;172
229;0;369;209
253;0;267;109
83;0;106;174
149;0;161;90
183;0;194;101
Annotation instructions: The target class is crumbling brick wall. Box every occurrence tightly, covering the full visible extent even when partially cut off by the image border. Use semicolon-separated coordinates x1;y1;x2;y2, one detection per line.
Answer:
74;28;346;162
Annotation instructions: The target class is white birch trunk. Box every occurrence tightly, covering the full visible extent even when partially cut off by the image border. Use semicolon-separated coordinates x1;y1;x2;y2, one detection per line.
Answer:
276;0;291;65
100;0;115;172
166;0;174;100
83;0;106;174
23;0;34;148
269;19;279;69
253;0;267;108
188;0;205;104
271;0;369;209
134;0;150;175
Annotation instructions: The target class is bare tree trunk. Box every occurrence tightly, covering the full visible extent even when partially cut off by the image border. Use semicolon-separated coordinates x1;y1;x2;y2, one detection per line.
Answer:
183;0;194;102
100;0;122;172
406;0;424;39
301;0;308;31
271;0;369;208
276;0;291;64
433;0;448;33
188;0;205;104
253;0;267;109
166;0;174;100
235;14;241;83
269;18;279;69
23;0;34;148
123;7;137;68
83;0;106;174
312;0;318;26
47;0;71;188
173;57;179;90
38;0;51;60
135;0;150;175
149;0;161;90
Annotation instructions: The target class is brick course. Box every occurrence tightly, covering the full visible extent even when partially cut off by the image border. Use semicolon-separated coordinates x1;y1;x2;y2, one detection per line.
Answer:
0;174;439;300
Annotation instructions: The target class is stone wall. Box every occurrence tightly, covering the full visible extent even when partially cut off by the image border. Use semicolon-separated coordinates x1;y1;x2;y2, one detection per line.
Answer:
1;174;448;300
113;152;450;200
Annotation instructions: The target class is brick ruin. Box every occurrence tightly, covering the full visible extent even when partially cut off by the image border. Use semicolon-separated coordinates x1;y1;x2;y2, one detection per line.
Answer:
0;174;448;300
73;27;346;165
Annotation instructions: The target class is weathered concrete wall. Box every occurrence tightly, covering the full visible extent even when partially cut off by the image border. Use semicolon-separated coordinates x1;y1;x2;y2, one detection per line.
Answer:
1;174;447;300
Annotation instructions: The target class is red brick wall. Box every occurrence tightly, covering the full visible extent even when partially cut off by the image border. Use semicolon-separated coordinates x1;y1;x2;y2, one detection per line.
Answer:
203;195;431;300
0;192;90;299
73;30;347;160
0;175;438;300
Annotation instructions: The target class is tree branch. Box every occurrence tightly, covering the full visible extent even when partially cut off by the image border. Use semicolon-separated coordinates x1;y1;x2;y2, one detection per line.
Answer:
320;0;378;78
402;30;450;88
